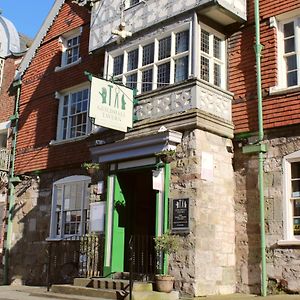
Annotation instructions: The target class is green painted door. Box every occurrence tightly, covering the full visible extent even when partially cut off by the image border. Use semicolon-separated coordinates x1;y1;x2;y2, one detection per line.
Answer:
111;175;126;272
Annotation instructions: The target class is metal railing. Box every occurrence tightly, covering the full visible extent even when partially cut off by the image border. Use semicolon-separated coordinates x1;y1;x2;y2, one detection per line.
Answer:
0;148;10;172
128;235;159;300
46;234;105;290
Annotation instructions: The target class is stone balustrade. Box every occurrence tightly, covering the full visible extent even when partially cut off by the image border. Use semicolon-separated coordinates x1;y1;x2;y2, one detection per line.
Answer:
134;78;233;123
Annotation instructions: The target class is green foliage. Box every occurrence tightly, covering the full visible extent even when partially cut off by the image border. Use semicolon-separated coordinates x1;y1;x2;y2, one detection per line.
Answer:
81;162;100;170
155;149;176;157
154;231;180;255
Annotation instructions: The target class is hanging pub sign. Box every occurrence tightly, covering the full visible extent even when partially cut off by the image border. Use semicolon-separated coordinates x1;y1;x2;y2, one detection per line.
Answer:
171;198;189;233
89;76;133;132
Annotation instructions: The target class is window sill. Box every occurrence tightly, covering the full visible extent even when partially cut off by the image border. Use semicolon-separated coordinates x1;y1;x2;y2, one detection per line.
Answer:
55;58;82;72
46;236;80;242
277;239;300;246
49;135;88;146
269;85;300;96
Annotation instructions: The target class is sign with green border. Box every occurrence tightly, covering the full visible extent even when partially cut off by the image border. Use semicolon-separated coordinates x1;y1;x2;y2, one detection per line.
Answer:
90;77;133;132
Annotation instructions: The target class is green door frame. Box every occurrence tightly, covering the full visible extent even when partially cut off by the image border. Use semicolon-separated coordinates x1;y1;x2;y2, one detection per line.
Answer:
103;161;170;277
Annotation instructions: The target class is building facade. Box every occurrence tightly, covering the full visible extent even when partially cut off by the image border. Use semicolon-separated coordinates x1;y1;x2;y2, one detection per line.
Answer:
230;0;300;294
0;14;29;282
10;0;300;297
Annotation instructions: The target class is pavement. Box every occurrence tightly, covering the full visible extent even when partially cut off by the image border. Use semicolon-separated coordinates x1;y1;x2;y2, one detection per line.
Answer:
0;285;299;300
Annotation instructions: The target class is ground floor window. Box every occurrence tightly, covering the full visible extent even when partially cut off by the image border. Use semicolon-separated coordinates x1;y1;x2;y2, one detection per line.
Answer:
49;176;90;239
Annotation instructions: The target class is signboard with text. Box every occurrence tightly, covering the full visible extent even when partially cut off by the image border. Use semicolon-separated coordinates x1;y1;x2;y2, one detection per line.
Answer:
171;198;189;232
90;77;133;132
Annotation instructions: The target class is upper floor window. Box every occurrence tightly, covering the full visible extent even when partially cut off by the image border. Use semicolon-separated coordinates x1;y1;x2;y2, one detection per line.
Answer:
0;58;4;89
107;25;190;94
200;25;225;88
56;27;82;71
56;84;91;141
270;14;300;93
49;176;90;239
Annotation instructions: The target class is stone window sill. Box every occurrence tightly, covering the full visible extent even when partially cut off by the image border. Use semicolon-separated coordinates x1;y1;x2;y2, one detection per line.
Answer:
277;239;300;246
55;58;82;72
49;135;88;146
269;85;300;96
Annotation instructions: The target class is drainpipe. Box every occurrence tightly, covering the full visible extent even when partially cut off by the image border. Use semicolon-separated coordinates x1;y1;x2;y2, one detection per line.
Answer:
243;0;267;296
3;80;22;285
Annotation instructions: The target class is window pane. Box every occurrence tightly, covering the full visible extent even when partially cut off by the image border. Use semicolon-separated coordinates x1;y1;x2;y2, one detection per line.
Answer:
200;56;209;82
201;30;209;54
287;55;297;71
158;36;171;60
292;162;300;179
294;217;300;235
175;56;188;82
292;180;300;198
287;71;298;87
157;62;170;88
142;43;154;65
113;55;124;75
214;36;221;59
284;22;294;38
284;38;295;53
142;69;153;92
126;73;137;89
294;199;300;235
214;63;221;87
127;49;138;71
176;30;189;54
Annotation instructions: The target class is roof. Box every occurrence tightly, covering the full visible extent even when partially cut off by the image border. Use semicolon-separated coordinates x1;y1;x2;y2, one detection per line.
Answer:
15;0;66;80
0;15;21;57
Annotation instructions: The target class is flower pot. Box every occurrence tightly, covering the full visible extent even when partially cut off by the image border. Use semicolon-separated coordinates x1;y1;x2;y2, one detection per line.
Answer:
159;154;175;164
86;167;98;176
154;275;174;293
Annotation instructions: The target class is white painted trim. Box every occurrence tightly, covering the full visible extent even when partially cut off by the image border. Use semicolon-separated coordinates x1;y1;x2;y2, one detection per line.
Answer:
277;239;300;246
54;175;90;185
157;167;165;236
0;121;11;130
117;157;156;170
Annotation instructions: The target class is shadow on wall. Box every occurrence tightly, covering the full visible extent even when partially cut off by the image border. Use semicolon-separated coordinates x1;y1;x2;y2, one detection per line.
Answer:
234;142;261;294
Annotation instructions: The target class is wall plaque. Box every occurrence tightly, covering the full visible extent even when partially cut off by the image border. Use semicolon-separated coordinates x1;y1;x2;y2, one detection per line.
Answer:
171;198;189;232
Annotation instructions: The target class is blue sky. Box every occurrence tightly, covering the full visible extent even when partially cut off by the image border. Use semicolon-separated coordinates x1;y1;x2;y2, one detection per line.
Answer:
0;0;55;38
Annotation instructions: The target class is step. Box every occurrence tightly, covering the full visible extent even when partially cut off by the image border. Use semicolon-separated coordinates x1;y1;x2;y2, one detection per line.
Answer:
74;277;130;290
51;284;122;299
125;290;179;300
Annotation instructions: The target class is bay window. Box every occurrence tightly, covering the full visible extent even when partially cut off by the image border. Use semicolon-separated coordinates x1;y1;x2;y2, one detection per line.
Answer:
107;25;191;94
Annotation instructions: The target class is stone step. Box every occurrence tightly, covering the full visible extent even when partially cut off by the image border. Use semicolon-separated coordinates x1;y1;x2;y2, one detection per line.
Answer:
125;290;179;300
74;277;129;290
51;284;122;299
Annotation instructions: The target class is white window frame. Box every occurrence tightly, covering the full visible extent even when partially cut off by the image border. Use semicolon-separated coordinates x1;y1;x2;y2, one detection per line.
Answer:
55;27;82;72
55;83;92;142
199;23;226;89
49;175;91;240
0;58;4;90
280;150;300;245
270;9;300;94
106;23;192;94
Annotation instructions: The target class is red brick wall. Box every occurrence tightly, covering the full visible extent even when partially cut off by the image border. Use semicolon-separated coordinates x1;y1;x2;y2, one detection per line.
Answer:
15;0;103;174
0;57;20;123
229;0;300;133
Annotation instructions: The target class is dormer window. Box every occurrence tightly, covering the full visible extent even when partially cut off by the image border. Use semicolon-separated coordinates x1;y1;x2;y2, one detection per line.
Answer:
55;27;82;71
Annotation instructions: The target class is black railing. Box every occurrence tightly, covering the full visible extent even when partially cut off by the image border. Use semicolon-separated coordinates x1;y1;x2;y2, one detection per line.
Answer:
46;234;105;290
128;235;160;300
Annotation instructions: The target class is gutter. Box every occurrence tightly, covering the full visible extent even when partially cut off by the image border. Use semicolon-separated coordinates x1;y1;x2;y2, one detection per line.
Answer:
3;80;22;285
242;0;267;296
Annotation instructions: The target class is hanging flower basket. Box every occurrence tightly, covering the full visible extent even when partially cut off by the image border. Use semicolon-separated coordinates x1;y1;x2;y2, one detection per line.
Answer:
155;150;176;164
81;162;100;175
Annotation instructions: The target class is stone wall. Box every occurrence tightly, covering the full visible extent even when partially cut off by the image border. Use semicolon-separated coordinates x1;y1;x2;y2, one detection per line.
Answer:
170;128;235;296
234;126;300;294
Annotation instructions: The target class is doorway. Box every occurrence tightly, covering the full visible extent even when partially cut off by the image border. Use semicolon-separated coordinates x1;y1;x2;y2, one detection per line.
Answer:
112;168;157;276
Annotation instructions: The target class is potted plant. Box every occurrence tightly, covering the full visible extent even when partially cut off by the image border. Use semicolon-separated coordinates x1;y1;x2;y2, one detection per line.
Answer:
155;149;176;164
81;162;100;175
154;231;180;293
